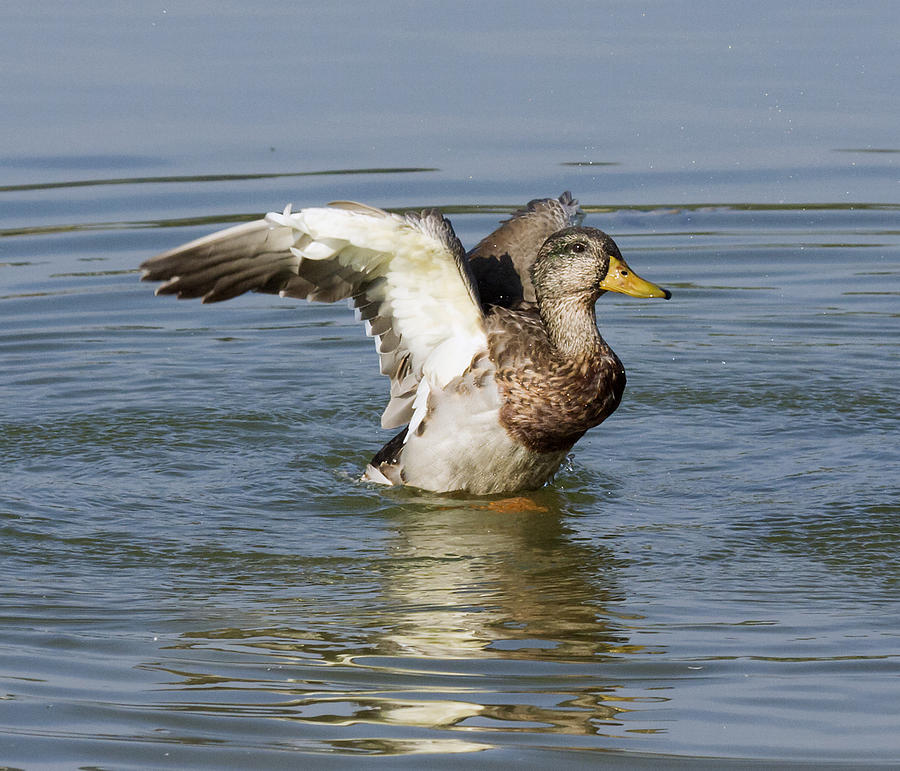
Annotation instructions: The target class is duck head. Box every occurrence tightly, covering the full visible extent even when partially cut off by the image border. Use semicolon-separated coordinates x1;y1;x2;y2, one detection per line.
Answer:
531;227;671;304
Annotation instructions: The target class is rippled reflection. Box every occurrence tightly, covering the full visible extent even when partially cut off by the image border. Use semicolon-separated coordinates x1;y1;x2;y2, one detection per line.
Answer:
150;495;660;749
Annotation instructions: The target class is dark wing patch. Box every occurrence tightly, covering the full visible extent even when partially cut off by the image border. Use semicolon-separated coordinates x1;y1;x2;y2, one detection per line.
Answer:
467;191;584;308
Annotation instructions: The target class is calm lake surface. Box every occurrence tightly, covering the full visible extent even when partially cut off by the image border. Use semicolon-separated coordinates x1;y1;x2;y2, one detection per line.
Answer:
1;2;898;767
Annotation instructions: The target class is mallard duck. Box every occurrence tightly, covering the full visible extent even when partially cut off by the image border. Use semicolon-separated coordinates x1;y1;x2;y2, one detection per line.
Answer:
140;192;669;494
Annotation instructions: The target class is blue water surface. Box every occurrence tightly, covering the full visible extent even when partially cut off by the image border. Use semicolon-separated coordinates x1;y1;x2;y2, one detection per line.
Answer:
1;2;898;767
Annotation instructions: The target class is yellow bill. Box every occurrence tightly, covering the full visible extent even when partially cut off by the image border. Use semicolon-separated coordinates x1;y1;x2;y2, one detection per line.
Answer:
600;255;671;299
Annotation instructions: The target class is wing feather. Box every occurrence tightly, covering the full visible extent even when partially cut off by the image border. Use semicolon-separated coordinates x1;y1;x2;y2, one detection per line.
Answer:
467;191;584;308
140;202;487;429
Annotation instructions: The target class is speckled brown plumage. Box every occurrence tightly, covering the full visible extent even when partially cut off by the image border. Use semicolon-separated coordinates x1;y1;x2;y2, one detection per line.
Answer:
487;306;626;453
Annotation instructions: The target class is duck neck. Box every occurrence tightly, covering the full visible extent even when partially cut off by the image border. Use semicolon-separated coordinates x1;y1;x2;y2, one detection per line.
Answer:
539;292;604;358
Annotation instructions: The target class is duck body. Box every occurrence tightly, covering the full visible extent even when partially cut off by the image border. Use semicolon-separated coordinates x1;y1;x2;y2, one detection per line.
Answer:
364;358;572;494
488;305;626;455
364;318;625;494
140;193;669;494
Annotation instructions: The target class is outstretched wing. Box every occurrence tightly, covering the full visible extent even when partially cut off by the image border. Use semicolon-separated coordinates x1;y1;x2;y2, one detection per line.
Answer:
140;202;487;430
467;191;584;308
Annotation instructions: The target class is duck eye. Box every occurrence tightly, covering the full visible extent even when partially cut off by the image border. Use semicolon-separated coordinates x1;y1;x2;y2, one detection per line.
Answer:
572;242;587;253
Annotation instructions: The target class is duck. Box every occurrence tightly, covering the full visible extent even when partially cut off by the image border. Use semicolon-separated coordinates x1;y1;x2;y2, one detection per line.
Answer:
140;192;670;494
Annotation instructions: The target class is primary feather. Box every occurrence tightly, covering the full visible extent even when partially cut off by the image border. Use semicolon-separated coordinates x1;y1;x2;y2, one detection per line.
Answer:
143;202;486;431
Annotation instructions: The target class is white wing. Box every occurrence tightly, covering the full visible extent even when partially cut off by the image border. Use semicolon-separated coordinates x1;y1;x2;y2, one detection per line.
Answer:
140;202;488;430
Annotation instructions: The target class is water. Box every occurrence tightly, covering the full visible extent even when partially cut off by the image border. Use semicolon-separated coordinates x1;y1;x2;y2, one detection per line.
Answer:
2;2;899;767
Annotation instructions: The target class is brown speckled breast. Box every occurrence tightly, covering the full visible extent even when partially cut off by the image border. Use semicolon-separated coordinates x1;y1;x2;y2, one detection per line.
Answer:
487;308;626;453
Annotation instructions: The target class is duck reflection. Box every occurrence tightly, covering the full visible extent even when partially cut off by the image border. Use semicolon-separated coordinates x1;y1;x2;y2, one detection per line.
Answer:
156;489;663;750
373;491;631;662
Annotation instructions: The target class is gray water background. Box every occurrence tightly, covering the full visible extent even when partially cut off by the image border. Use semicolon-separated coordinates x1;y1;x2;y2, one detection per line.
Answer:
1;2;898;767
